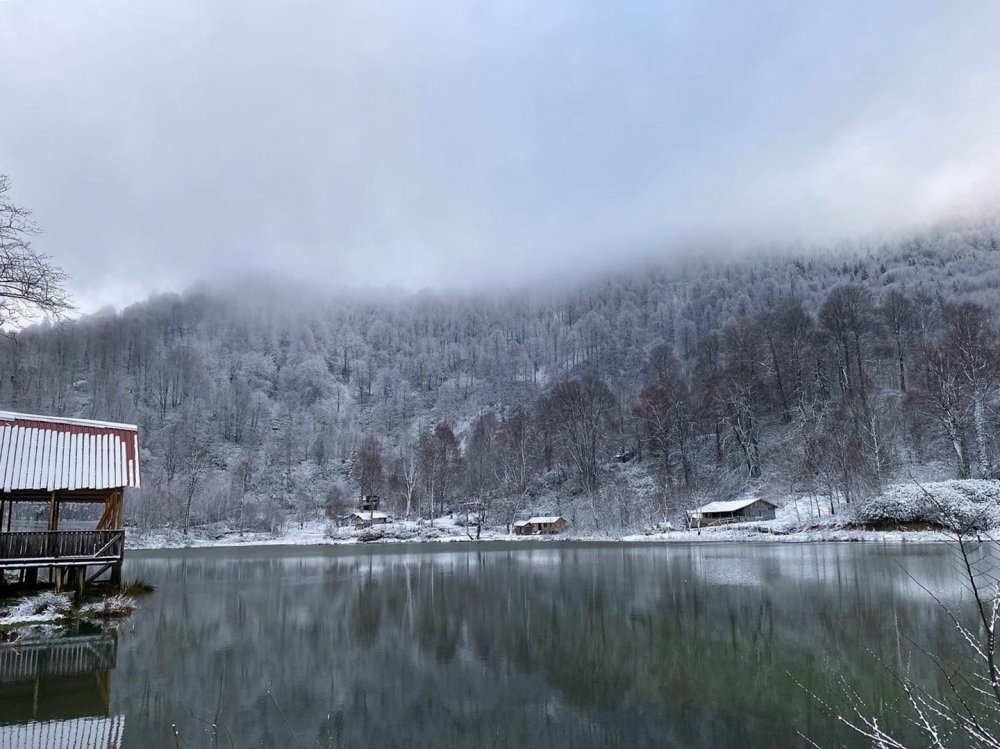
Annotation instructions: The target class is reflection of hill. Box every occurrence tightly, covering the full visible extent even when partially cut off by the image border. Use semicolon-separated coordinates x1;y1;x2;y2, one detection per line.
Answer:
117;544;972;749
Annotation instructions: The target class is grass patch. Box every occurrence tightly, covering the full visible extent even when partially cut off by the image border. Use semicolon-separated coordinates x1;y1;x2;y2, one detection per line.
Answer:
79;593;136;620
120;579;156;596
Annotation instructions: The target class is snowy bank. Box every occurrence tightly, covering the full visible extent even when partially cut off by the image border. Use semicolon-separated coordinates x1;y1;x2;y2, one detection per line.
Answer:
126;516;956;551
0;590;139;643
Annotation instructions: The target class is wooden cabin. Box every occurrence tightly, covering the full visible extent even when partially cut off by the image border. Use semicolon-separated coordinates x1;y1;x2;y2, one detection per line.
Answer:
688;497;777;527
350;510;390;529
0;411;140;595
514;516;568;535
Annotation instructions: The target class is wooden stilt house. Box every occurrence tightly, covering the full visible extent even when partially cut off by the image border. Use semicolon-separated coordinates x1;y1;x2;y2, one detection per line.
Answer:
0;412;140;594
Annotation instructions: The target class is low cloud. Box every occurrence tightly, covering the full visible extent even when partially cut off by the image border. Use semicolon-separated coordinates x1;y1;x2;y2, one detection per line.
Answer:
2;0;999;309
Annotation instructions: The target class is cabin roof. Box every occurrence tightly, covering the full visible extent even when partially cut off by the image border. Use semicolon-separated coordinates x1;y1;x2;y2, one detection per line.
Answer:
513;520;531;527
350;510;389;520
696;497;776;514
528;516;565;524
0;411;141;493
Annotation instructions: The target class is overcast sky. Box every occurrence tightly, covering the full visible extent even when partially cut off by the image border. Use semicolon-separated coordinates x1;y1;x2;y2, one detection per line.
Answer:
2;1;1000;310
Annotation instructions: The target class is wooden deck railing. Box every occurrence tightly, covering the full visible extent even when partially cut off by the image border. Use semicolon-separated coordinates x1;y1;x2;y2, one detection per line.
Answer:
0;530;124;566
0;635;118;683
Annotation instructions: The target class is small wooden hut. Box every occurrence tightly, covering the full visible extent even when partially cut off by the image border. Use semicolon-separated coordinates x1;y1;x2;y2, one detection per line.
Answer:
0;411;140;595
688;497;777;527
350;510;390;529
514;516;568;535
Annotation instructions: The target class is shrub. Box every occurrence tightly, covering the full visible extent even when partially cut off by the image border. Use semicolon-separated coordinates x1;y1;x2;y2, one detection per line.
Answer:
855;480;1000;531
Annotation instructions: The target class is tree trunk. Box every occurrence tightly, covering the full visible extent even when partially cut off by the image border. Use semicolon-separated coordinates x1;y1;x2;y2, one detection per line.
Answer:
974;393;992;478
767;334;791;422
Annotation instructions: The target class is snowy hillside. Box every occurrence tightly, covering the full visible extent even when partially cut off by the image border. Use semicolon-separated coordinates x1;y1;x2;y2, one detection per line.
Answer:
3;219;1000;536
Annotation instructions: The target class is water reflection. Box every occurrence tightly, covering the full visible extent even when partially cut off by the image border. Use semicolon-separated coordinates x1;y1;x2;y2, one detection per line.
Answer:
0;634;124;748
4;543;976;748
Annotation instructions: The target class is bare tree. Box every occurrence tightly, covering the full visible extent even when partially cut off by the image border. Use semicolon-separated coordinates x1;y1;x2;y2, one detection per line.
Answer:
538;374;618;526
0;175;72;330
356;435;383;500
634;345;693;515
946;303;998;479
881;289;918;393
716;319;767;481
494;409;534;498
417;423;460;523
388;446;421;519
819;284;876;397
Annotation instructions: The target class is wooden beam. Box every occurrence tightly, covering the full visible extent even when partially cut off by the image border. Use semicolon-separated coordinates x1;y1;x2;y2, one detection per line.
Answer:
74;566;86;604
48;492;57;531
86;562;114;585
2;489;125;503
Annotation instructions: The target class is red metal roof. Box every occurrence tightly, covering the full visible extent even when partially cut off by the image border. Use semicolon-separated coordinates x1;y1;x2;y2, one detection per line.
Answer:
0;412;140;493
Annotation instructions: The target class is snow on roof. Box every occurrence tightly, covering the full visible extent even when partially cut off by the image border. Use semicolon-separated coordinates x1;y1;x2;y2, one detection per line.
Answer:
695;497;775;514
528;516;565;524
350;510;389;519
0;411;137;431
513;520;531;527
0;411;141;493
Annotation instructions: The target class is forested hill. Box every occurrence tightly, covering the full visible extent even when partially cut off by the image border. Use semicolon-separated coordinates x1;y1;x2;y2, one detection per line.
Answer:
3;219;1000;533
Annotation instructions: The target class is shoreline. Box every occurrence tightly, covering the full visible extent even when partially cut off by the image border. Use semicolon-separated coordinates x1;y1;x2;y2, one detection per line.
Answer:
126;520;954;551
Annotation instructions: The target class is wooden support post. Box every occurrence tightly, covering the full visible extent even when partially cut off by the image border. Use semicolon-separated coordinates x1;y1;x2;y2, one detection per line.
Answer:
75;565;86;604
48;492;57;531
54;566;63;593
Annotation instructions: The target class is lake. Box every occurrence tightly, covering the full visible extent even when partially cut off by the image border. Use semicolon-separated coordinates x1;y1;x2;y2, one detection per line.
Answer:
0;542;977;748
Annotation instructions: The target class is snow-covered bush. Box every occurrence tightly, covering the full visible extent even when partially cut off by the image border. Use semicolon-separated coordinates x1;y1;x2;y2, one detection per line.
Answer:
0;592;72;626
81;594;136;619
854;480;1000;531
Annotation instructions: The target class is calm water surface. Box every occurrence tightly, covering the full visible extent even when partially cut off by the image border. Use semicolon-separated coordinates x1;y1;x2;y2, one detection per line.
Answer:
0;542;977;748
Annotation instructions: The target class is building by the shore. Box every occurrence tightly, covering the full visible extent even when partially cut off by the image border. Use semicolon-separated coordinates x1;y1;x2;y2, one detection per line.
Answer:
688;497;777;527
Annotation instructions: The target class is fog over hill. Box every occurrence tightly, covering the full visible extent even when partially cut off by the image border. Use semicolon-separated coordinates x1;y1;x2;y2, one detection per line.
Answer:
5;1;1000;310
2;219;999;533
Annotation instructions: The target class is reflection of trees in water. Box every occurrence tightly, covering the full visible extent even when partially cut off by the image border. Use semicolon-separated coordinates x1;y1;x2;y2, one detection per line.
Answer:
115;546;971;748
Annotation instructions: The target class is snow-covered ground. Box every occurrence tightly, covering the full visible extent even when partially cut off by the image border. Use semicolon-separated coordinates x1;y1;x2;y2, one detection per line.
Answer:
0;591;72;627
126;511;955;551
